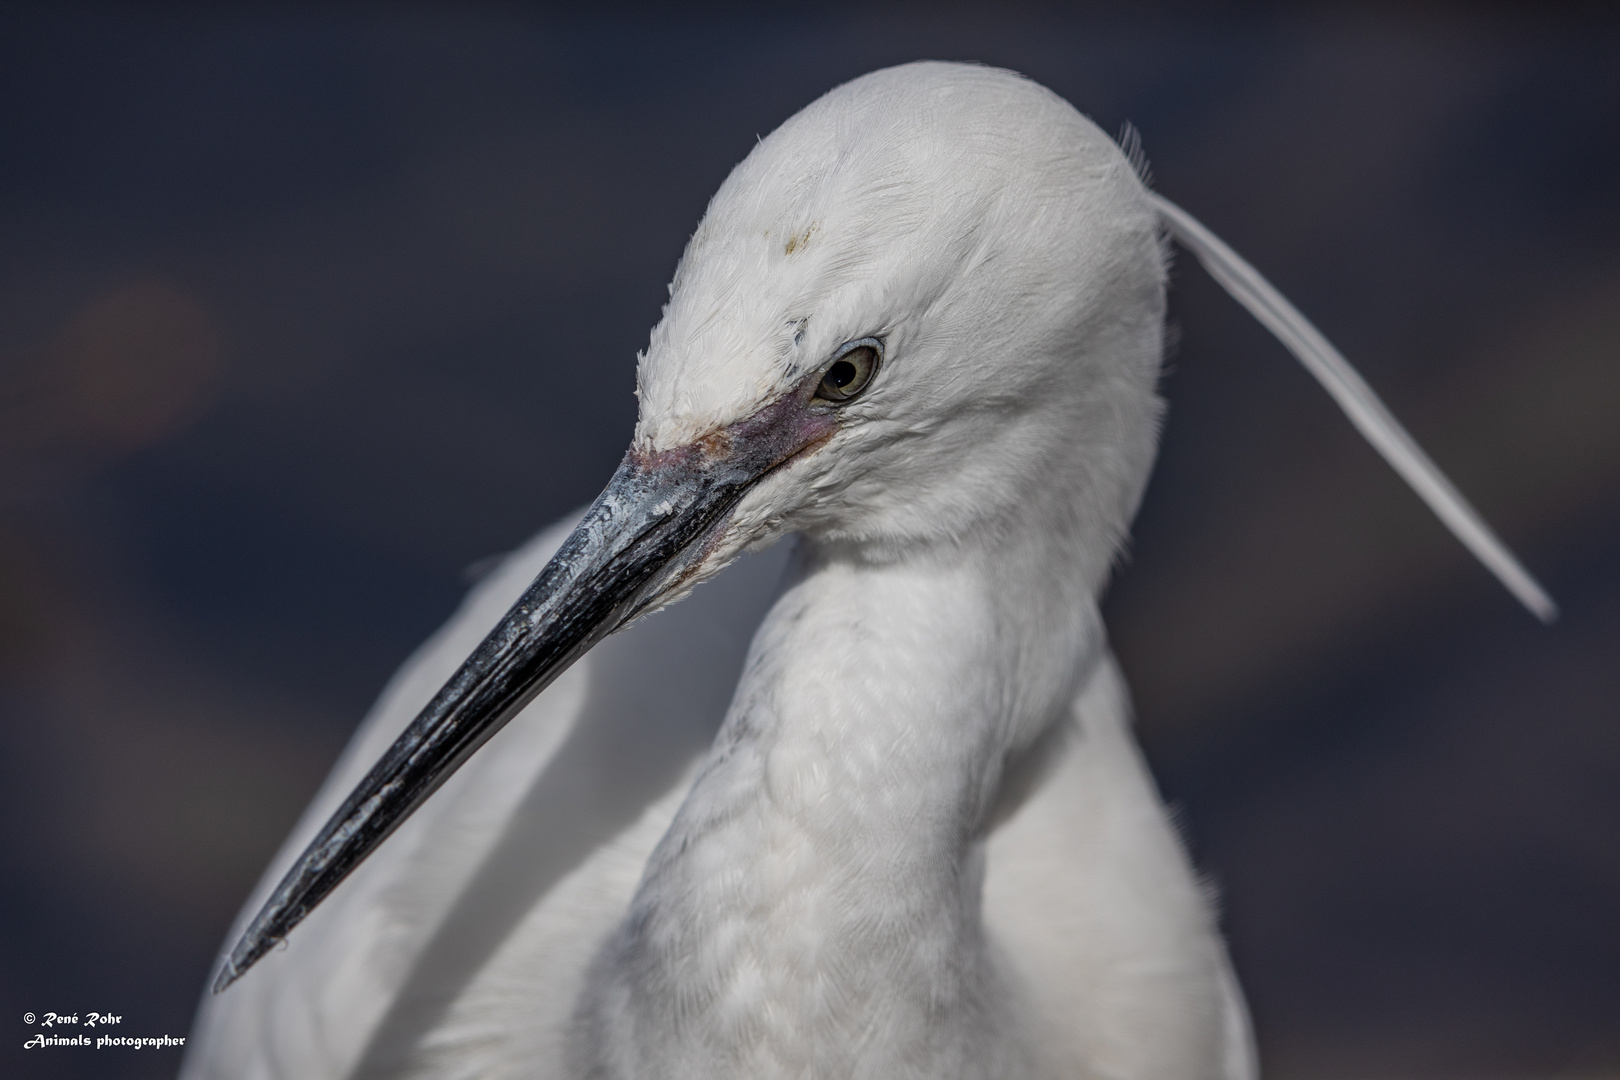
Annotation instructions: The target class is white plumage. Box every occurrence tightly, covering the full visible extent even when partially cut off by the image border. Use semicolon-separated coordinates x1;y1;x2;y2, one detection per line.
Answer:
183;61;1547;1080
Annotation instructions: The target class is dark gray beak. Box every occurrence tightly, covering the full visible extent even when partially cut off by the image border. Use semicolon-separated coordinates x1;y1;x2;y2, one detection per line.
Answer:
214;385;837;993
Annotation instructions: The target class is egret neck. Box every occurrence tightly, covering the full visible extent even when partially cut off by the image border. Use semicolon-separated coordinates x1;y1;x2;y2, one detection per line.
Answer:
581;513;1107;1077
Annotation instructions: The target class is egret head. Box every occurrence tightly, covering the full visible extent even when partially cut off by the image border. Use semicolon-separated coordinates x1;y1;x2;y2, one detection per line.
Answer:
635;61;1165;585
215;61;1168;992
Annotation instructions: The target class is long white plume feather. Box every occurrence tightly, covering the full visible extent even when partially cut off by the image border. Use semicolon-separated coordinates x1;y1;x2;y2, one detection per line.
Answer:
1149;192;1557;623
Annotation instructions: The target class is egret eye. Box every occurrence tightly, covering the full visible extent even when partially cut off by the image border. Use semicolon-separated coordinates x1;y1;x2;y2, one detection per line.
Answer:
815;339;882;402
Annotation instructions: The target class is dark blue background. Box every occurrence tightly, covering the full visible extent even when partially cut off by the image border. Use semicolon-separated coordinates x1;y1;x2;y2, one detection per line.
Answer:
2;7;1617;1079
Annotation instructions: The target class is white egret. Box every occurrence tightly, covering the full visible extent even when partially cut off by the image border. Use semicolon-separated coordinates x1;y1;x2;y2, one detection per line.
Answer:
182;62;1552;1080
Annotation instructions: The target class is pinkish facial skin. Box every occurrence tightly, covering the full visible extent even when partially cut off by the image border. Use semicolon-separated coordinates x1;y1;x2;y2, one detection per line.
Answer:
630;366;842;486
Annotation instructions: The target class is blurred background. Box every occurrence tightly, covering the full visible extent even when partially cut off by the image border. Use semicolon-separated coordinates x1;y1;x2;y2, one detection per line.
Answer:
1;5;1616;1079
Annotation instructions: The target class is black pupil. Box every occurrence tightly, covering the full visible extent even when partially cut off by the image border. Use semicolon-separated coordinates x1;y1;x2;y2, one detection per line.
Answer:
826;360;857;389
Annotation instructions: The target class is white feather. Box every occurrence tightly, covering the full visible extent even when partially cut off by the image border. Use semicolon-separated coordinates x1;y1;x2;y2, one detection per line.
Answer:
1150;193;1556;622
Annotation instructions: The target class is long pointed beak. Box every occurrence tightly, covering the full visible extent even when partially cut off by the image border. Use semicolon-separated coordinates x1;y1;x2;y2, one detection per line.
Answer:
214;389;835;993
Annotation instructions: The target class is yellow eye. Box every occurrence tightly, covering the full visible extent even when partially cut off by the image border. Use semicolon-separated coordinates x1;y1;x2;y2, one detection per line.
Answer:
815;339;882;402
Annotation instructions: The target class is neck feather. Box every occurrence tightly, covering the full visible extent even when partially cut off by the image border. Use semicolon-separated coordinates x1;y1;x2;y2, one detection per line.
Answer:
580;527;1103;1078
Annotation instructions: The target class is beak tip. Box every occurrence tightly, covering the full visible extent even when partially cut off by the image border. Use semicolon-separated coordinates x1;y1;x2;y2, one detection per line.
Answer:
212;924;277;994
211;960;239;995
